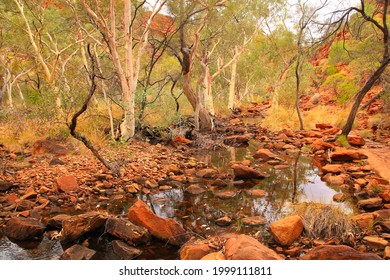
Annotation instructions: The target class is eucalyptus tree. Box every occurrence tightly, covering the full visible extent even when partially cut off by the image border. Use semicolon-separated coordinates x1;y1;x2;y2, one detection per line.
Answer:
77;0;167;141
168;0;284;130
293;0;329;131
327;0;389;137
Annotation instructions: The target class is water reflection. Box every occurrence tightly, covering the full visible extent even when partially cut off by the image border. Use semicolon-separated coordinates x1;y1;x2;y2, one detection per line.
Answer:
138;142;355;240
0;235;63;260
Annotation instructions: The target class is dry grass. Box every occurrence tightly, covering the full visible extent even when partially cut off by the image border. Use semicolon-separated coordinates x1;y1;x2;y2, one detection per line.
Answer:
293;202;358;245
262;105;354;131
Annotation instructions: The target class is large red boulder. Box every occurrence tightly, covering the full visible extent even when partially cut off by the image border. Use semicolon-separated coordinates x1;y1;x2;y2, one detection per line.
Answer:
269;215;303;246
4;217;45;241
224;234;283;260
128;200;189;246
61;212;109;243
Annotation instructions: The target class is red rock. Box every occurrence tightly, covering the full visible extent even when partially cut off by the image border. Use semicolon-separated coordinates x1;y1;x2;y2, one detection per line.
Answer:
363;236;389;250
242;216;266;226
300;245;381;260
269;215;303;246
215;216;233;226
315;123;334;129
185;185;206;195
225;234;283;260
321;164;344;174
201;252;225;260
111;240;142;260
32;140;69;156
61;212;109;243
245;189;266;197
347;136;366;147
323;174;345;186
128;200;189;246
253;149;280;161
374;209;390;220
56;175;79;193
378;191;390;203
47;214;72;229
60;244;96;260
330;149;362;162
180;243;212;260
0;181;16;192
357;197;383;209
323;127;340;135
385;246;390;259
4;217;45;241
333;193;347;202
196;168;218;178
223;135;251;147
172;136;192;145
311;139;335;151
351;213;376;230
232;165;268;179
105;217;150;246
214;190;239;199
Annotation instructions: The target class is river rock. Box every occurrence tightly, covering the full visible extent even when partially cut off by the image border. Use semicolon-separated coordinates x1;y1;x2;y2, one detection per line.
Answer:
357;197;383;210
223;135;250;147
385;247;390;259
333;193;347;202
61;211;109;243
201;252;225;260
185;185;206;195
47;214;72;229
245;189;266;197
0;181;16;192
351;213;376;230
225;234;283;260
323;174;346;186
128;200;189;246
330;149;363;162
105;217;150;246
232;165;268;179
180;242;212;260
347;136;365;147
375;209;390;221
111;240;142;260
196;168;218;178
4;217;45;241
253;149;280;161
56;175;79;193
363;236;389;250
269;215;303;246
321;164;344;174
242;216;266;226
215;216;232;226
379;191;390;203
311;139;335;151
315;123;334;130
300;245;382;260
214;190;239;199
60;244;96;260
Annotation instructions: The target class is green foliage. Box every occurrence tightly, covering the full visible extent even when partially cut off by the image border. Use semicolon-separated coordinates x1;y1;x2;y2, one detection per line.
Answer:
328;41;352;66
323;72;359;104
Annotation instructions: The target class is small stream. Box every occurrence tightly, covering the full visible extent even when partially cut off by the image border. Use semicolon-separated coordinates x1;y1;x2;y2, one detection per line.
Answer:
0;140;356;260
